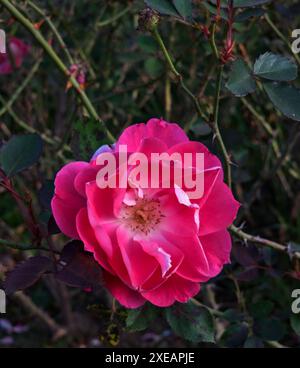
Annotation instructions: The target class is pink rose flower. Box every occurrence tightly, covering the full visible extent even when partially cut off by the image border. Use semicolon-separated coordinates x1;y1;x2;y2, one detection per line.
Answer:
0;37;29;75
51;118;240;308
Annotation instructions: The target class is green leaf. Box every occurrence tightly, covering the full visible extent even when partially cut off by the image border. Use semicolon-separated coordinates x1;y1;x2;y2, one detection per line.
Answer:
254;52;298;81
144;57;164;78
172;0;192;19
226;59;256;97
209;0;271;8
144;0;180;17
290;314;300;336
263;82;300;122
165;302;215;343
0;134;43;177
126;304;159;332
235;8;265;23
221;323;249;347
234;0;271;6
249;300;274;319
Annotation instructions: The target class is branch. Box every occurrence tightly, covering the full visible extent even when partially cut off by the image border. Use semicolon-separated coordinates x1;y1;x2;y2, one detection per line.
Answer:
229;225;300;260
151;25;208;122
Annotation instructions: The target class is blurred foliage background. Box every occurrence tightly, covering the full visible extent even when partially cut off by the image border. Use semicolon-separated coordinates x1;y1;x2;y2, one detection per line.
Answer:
0;0;300;348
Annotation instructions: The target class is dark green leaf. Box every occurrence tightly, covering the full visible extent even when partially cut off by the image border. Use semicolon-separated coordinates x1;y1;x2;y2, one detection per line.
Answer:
221;323;249;347
233;0;271;6
165;302;215;343
254;52;298;81
226;59;256;97
209;0;271;8
249;300;274;319
126;304;159;332
263;82;300;122
144;0;180;17
290;314;300;336
0;134;43;177
172;0;192;19
235;8;265;22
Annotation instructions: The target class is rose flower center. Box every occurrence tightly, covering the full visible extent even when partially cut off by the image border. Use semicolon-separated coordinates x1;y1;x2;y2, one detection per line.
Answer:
121;198;164;235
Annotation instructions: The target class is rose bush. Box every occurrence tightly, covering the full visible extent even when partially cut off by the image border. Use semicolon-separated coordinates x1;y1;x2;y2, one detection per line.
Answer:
0;37;29;75
52;118;239;308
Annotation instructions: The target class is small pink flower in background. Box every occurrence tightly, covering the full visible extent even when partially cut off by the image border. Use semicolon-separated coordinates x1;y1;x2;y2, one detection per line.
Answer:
51;118;240;308
0;37;29;75
66;63;86;90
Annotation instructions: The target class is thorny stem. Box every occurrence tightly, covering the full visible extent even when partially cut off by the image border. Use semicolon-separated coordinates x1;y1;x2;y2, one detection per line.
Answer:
0;0;115;143
27;0;75;65
229;225;300;260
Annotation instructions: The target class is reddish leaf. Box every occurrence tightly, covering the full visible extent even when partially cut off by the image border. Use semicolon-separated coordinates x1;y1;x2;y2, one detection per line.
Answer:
55;240;103;290
4;256;53;295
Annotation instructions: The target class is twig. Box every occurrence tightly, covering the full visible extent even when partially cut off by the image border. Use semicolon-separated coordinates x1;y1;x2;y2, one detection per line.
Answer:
191;297;223;317
151;25;208;122
229;225;300;260
27;0;75;65
0;57;42;117
13;291;67;340
97;5;131;28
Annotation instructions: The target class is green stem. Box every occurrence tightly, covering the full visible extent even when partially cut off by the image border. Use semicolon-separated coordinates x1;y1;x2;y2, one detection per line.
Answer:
213;65;232;188
191;297;223;317
210;23;219;60
265;14;300;66
0;0;114;143
151;26;207;121
151;26;180;78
